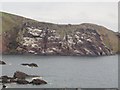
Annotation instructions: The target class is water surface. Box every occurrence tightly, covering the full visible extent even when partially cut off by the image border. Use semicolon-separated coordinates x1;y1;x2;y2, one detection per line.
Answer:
1;55;118;88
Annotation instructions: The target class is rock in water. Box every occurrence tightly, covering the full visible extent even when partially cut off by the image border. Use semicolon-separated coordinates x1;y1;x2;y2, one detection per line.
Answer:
0;61;6;65
0;75;16;83
30;79;47;85
16;79;29;84
21;63;38;67
2;84;6;88
21;63;29;66
28;63;38;67
1;76;9;83
0;71;46;85
13;71;29;79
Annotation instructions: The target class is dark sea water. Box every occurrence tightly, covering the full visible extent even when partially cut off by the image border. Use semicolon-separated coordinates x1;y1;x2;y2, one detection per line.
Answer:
0;55;118;88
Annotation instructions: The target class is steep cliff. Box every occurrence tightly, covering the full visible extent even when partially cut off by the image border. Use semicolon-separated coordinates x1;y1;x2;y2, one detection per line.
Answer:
1;12;119;56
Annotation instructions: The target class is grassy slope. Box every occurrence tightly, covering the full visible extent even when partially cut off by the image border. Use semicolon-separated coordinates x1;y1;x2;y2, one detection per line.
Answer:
79;23;119;53
1;12;120;53
1;12;24;53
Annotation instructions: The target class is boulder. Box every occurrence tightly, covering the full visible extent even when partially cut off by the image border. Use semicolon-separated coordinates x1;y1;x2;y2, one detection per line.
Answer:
0;75;15;83
2;84;6;88
13;71;40;79
0;61;6;65
16;79;29;84
1;76;9;83
13;71;29;79
0;71;46;85
30;79;47;85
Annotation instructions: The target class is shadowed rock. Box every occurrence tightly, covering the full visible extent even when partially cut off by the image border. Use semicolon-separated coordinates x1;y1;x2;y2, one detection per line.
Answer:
0;75;14;83
28;63;38;67
13;71;40;79
30;79;47;85
0;61;6;65
2;84;6;88
16;79;29;84
1;76;9;83
13;71;29;79
21;63;38;67
21;63;29;66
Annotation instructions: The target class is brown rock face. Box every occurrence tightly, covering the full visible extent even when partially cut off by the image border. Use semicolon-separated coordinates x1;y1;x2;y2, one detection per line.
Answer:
13;71;29;79
1;35;7;54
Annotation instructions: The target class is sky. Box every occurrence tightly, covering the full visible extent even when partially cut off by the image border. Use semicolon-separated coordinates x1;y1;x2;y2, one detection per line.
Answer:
1;2;118;32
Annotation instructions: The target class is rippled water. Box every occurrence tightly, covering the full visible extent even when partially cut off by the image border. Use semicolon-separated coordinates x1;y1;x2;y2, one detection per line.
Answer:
1;55;118;88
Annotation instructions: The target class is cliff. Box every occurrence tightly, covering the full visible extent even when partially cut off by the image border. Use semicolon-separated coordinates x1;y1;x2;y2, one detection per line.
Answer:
1;12;120;56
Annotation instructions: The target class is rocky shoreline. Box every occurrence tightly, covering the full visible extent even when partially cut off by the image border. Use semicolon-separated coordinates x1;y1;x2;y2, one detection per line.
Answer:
0;60;47;88
21;63;38;67
0;71;47;85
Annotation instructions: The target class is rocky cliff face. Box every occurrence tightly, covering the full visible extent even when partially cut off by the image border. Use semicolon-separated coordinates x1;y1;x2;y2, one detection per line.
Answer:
1;12;119;56
14;22;112;56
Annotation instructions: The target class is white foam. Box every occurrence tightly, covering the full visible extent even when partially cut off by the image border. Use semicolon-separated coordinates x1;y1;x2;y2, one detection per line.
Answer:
32;76;43;80
8;63;12;65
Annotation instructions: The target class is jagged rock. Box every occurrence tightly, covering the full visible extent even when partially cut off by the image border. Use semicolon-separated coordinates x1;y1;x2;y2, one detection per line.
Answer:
30;79;47;85
0;61;6;65
16;79;29;84
1;76;9;83
13;71;40;79
0;75;15;83
0;71;46;85
21;63;38;67
13;71;29;79
15;25;113;56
